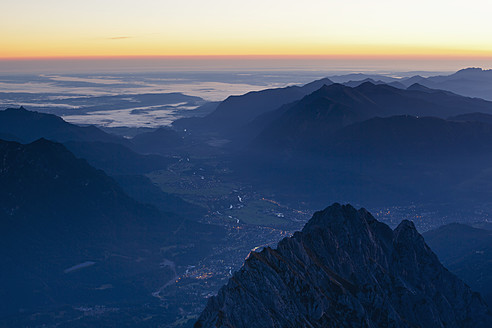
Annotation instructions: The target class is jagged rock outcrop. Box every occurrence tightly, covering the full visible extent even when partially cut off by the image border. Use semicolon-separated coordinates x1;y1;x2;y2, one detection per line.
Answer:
196;204;492;328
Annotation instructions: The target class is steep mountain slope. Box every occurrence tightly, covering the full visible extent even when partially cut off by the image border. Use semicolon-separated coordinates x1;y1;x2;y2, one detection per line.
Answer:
0;107;122;143
0;138;223;318
251;82;492;153
250;84;377;151
196;204;492;328
173;78;334;135
424;223;492;306
0;107;174;175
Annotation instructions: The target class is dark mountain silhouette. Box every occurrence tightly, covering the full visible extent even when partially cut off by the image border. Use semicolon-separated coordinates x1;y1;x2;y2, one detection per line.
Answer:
342;78;387;87
424;223;492;306
341;78;405;89
406;82;436;92
251;84;372;152
327;73;398;83
406;83;459;97
401;75;426;86
173;78;334;135
0;107;123;144
0;107;174;175
250;83;492;154
0;138;223;317
196;204;492;328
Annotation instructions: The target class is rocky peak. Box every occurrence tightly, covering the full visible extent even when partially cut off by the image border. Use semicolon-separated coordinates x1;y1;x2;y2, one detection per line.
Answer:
195;203;492;328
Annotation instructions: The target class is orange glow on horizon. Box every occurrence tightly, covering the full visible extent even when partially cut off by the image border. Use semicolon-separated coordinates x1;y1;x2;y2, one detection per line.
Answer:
3;0;492;63
2;50;492;61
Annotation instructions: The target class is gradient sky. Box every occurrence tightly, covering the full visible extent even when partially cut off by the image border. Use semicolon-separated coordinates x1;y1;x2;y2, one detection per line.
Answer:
2;0;492;58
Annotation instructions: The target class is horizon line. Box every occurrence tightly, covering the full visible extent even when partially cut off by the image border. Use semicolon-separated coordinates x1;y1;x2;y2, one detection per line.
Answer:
2;54;492;61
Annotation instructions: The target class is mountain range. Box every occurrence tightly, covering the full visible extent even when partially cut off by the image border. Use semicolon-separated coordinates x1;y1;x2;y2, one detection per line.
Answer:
4;68;492;327
0;138;223;319
196;204;492;328
251;81;492;149
0;106;122;144
173;78;334;135
399;68;492;101
327;68;492;101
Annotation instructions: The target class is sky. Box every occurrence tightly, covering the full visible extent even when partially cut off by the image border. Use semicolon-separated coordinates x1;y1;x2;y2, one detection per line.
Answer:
2;0;492;59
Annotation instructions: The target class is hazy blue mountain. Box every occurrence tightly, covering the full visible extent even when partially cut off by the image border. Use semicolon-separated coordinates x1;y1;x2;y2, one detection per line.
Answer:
0;138;223;319
405;83;459;97
0;107;123;144
209;81;492;208
342;78;387;87
424;223;492;306
0;107;175;175
173;78;334;135
196;204;492;328
251;84;371;152
386;81;407;89
327;73;399;83
341;78;406;89
251;83;492;155
401;68;492;100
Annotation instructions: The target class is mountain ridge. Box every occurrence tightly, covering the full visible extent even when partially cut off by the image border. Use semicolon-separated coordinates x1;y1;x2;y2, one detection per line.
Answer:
196;204;492;328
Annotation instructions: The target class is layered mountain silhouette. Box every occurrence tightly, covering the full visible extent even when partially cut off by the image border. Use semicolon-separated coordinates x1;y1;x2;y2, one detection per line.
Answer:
400;68;492;101
0;107;176;175
0;107;121;144
176;68;492;142
244;80;473;150
222;83;492;206
327;68;492;100
173;78;334;135
196;204;492;328
179;81;492;150
0;138;222;317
